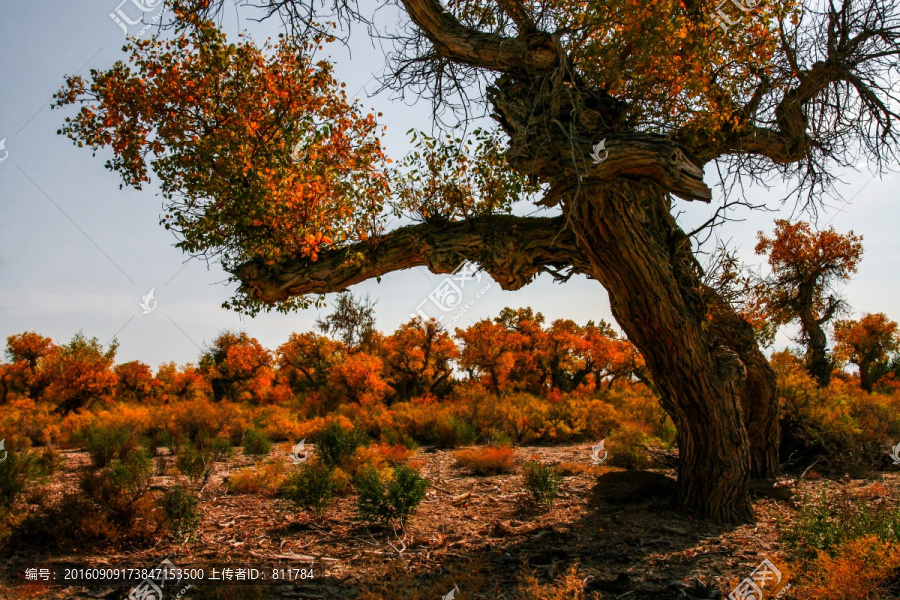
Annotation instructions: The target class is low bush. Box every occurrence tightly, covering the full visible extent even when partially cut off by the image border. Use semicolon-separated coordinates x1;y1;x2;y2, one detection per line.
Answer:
160;485;201;540
355;464;429;528
774;351;900;476
784;485;900;561
523;461;563;508
454;445;517;476
174;434;233;486
376;443;416;465
0;439;36;513
606;423;652;469
225;460;288;496
76;422;143;468
79;447;155;529
279;459;336;518
519;564;594;600
315;421;367;468
381;429;418;451
31;447;64;477
331;467;352;495
242;428;272;458
424;415;477;449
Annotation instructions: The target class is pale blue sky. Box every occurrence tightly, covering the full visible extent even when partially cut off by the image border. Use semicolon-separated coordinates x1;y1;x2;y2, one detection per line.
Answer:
1;1;898;368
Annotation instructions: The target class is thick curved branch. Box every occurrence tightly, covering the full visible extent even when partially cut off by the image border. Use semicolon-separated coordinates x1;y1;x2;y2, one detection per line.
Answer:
507;132;713;202
400;0;559;75
683;124;810;165
234;215;590;304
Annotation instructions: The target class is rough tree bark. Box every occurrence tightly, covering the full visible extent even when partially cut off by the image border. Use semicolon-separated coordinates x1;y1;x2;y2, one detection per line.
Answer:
706;294;780;480
562;180;753;521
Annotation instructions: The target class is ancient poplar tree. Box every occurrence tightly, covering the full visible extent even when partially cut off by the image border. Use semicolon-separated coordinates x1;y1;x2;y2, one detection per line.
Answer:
56;0;900;521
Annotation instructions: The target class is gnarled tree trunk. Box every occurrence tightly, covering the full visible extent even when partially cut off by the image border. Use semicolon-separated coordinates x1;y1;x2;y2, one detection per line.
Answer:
800;308;832;387
563;180;753;522
706;295;780;480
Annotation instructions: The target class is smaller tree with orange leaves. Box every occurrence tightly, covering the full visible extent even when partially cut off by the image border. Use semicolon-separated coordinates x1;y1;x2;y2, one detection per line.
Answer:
456;320;527;395
834;313;900;393
326;352;392;408
383;318;459;402
276;332;344;397
155;362;211;404
199;331;274;403
114;360;158;403
1;332;57;403
756;220;864;387
44;333;118;415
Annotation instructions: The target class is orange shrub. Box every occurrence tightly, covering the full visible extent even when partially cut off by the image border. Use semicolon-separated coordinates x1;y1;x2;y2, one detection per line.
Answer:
797;535;900;600
161;398;247;446
0;397;61;446
376;443;415;465
555;462;612;477
224;460;288;496
248;404;304;442
518;564;593;600
349;445;389;477
454;445;517;475
774;350;900;475
290;414;356;446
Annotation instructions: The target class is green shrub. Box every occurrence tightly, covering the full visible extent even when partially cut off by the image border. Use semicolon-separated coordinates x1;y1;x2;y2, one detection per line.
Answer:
425;415;477;449
606;424;651;469
0;441;36;513
783;485;900;560
76;423;142;468
242;428;272;458
382;429;418;451
80;448;154;527
31;447;63;478
523;461;563;508
279;459;335;518
316;422;367;468
175;435;233;485
160;485;201;540
355;464;428;528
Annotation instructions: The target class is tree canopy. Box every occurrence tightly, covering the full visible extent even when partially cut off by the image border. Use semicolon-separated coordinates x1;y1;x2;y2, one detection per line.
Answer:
55;1;900;315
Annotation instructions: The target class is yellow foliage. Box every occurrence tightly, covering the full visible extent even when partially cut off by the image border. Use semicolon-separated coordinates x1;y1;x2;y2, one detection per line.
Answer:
225;460;288;496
